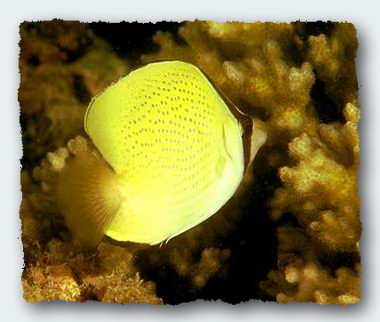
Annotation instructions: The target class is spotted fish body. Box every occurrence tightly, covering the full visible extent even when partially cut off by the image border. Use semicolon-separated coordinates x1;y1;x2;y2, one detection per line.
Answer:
58;61;266;246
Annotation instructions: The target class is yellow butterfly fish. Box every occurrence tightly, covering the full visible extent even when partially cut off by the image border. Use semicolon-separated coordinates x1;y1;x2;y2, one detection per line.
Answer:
57;61;266;246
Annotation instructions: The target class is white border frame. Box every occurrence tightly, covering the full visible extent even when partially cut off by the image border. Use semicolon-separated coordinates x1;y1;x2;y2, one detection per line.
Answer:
1;0;378;321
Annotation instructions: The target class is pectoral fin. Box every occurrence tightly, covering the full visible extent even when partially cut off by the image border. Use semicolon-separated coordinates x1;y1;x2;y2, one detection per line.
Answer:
56;149;122;247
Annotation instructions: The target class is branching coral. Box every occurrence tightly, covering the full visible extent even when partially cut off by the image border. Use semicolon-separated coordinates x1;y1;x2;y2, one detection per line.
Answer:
20;20;360;304
262;102;360;304
270;103;360;252
164;247;231;289
307;23;358;106
261;254;360;304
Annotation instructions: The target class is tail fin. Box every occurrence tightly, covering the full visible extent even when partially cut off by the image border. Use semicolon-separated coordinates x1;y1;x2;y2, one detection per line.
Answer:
56;149;122;247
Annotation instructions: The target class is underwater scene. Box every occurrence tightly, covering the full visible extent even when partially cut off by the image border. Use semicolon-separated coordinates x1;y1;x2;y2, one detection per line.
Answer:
19;20;360;305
